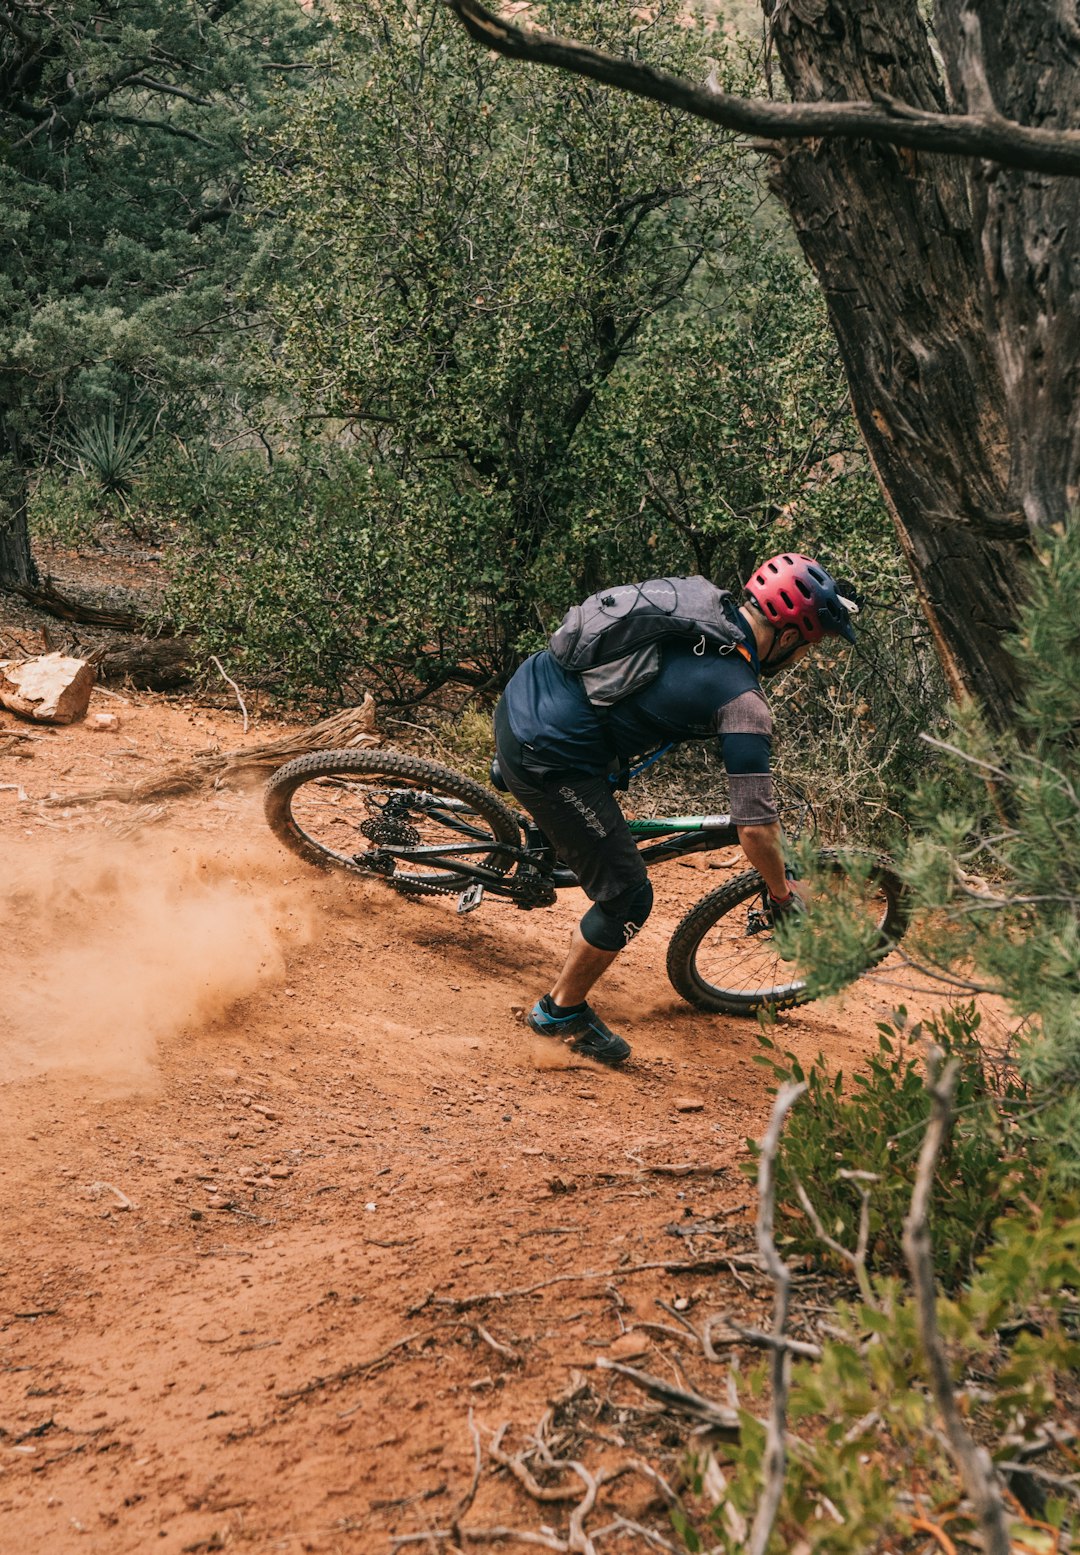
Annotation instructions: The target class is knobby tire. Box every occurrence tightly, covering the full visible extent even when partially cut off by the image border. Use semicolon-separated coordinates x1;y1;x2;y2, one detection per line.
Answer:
264;748;521;897
666;848;908;1016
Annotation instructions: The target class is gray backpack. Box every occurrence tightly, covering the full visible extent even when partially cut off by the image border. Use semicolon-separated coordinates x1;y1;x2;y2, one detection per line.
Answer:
548;576;743;709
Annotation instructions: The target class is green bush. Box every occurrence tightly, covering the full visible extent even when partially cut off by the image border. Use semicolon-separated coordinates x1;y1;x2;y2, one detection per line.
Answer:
675;1196;1080;1554
748;1004;1039;1288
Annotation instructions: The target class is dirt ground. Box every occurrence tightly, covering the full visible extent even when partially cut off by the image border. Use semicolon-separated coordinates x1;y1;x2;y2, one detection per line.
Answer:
0;678;966;1555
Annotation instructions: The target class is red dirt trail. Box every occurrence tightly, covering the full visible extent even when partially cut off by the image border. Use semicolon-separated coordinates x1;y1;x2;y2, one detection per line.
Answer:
0;695;950;1554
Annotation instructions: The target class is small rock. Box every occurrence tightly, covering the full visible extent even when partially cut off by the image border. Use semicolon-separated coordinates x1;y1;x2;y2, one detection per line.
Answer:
521;1147;544;1157
547;1175;577;1195
608;1331;650;1361
268;1167;291;1180
252;1105;277;1119
89;712;119;732
674;1096;705;1113
364;1201;377;1212
226;1127;240;1140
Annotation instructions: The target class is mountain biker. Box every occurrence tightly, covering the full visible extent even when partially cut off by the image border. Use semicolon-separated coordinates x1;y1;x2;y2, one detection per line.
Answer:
492;553;858;1067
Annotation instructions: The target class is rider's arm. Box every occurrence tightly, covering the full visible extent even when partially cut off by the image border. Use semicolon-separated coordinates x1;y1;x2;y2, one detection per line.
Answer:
737;820;793;901
716;690;797;903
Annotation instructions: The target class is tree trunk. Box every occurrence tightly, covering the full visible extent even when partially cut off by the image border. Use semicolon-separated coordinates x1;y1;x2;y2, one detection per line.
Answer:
762;0;1080;725
0;494;38;592
935;0;1080;535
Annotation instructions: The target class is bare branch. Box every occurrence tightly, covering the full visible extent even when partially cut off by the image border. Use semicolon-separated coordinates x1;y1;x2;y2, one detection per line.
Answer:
748;1080;806;1555
210;655;249;732
902;1058;1012;1555
594;1357;742;1436
442;0;1080;177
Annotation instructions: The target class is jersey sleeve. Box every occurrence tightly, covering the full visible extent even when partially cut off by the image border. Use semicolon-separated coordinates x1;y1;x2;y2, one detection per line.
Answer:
715;689;778;827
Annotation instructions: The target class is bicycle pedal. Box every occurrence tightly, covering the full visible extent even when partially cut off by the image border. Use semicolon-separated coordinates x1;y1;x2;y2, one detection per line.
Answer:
456;882;485;914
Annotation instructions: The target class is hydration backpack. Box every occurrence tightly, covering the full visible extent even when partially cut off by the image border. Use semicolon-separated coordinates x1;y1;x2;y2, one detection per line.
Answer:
548;576;744;709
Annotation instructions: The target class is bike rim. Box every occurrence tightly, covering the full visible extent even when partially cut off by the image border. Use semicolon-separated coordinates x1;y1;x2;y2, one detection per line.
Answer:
691;874;895;1006
284;772;513;887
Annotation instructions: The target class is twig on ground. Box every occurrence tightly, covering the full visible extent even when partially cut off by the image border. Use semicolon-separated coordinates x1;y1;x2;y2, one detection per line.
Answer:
702;1313;822;1361
624;1459;678;1507
415;1253;763;1315
452;1406;483;1533
474;1324;521;1362
902;1055;1012;1555
594;1357;741;1436
591;1163;729;1182
390;1529;568;1550
276;1329;437;1404
209;655;249;732
908;1514;960;1555
49;696;379;805
490;1423;583;1502
748;1080;807;1555
592;1517;682;1552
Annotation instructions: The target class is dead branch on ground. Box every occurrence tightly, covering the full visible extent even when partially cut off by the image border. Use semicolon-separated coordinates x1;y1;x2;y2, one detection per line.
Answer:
275;1326;437;1405
594;1357;741;1436
48;696;379;805
407;1250;764;1317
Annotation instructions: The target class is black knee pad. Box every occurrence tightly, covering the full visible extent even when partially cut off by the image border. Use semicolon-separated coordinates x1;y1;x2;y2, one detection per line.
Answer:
580;878;654;951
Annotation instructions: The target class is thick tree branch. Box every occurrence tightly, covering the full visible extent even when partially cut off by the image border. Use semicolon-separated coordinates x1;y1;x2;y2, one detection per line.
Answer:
442;0;1080;177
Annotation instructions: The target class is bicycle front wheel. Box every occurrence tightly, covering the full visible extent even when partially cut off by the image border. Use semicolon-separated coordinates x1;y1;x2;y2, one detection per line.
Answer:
264;749;522;896
666;849;907;1016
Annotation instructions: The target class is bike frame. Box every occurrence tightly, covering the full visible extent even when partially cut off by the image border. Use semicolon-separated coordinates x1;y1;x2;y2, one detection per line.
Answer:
372;794;742;900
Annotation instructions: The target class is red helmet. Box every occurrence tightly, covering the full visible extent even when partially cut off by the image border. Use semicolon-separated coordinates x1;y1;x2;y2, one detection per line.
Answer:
746;553;857;645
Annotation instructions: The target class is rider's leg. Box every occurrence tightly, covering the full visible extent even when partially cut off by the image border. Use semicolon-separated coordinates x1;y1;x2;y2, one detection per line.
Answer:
550;927;619;1009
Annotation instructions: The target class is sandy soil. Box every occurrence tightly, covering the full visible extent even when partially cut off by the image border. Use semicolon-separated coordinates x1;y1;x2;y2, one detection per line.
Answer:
0;687;956;1555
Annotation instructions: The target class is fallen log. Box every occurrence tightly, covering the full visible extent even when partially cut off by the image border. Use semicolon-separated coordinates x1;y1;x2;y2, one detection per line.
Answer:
11;574;164;633
0;652;95;725
92;635;195;691
48;696;381;805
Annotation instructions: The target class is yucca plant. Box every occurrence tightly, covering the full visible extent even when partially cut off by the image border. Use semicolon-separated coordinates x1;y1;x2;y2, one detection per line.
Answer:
61;407;154;496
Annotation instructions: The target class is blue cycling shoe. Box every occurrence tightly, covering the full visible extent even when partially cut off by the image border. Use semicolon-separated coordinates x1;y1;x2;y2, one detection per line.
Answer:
527;995;631;1066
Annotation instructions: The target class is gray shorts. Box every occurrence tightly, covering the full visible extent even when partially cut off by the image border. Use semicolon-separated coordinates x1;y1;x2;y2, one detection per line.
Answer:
493;700;648;906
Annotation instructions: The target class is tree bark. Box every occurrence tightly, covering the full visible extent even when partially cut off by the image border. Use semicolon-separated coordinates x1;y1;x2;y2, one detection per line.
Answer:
935;0;1080;534
0;440;38;591
762;0;1038;724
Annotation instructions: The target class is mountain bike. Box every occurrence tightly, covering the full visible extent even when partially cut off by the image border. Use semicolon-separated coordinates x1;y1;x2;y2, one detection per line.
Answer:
264;748;907;1017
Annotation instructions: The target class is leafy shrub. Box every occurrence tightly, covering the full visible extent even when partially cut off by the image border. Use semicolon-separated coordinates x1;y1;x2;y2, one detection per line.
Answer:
748;1004;1039;1288
898;525;1080;1174
675;1198;1080;1554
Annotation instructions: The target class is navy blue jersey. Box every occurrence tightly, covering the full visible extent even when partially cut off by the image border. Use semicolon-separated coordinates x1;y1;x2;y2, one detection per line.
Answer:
499;606;780;827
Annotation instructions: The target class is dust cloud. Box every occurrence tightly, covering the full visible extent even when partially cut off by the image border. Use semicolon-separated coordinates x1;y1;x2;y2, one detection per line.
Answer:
0;827;315;1088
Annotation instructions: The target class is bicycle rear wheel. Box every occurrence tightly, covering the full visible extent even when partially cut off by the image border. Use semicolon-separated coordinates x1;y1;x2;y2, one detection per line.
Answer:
666;848;907;1016
264;749;522;896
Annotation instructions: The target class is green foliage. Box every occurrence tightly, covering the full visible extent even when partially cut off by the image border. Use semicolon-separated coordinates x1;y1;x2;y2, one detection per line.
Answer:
225;0;900;700
60;407;154;496
748;1005;1039;1287
675;1200;1080;1553
897;524;1080;1174
0;0;325;577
